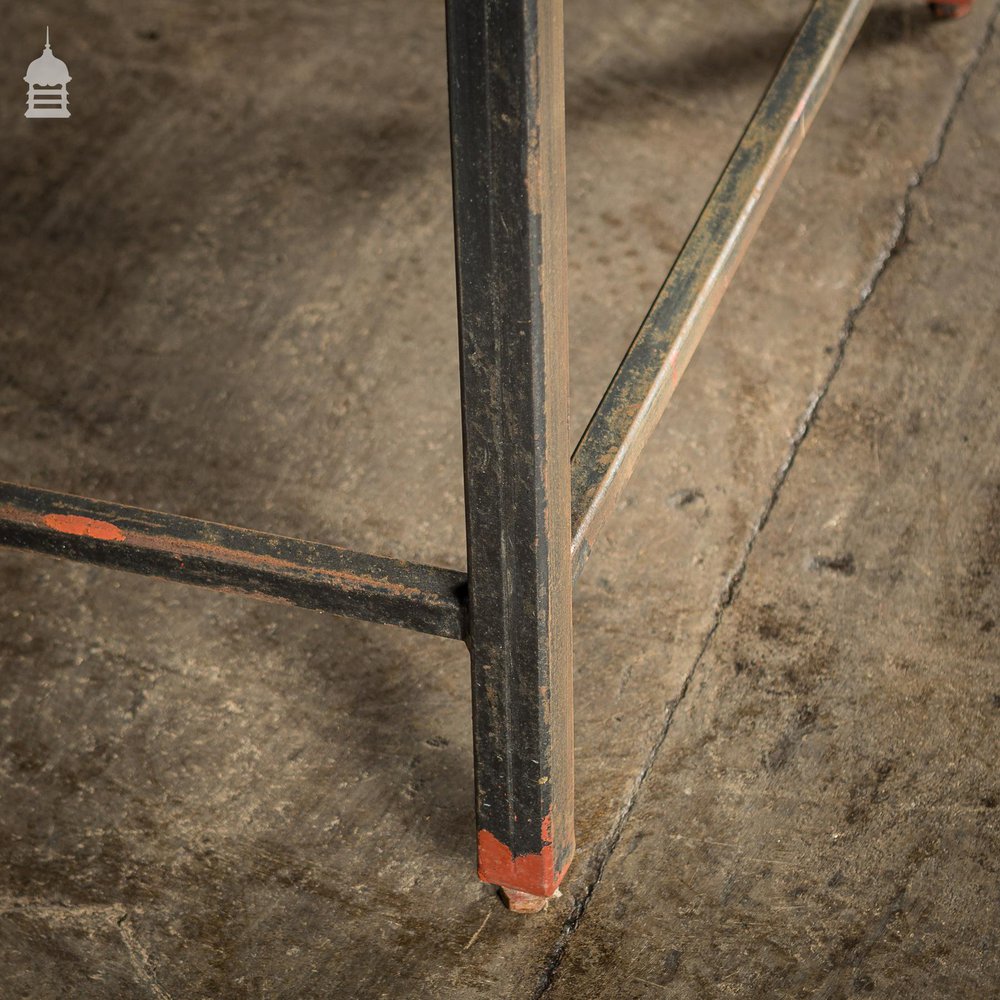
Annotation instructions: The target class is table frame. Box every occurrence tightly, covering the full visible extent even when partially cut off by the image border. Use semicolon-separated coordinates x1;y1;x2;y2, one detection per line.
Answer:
6;0;961;911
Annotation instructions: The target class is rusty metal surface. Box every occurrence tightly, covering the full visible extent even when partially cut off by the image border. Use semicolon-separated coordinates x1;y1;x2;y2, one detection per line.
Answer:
569;0;875;578
447;0;575;899
0;482;468;640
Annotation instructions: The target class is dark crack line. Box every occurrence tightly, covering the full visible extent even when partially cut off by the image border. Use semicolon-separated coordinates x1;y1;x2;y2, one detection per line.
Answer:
530;7;1000;997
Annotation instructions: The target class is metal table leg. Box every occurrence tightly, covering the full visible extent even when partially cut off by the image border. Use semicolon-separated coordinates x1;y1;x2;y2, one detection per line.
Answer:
3;0;970;916
446;0;575;912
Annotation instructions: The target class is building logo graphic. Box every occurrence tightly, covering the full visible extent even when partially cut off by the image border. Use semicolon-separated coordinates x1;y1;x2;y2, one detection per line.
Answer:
24;27;71;118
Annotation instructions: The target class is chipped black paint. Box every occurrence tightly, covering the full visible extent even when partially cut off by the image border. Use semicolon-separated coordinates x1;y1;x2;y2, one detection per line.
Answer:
0;482;468;640
446;0;575;892
570;0;875;579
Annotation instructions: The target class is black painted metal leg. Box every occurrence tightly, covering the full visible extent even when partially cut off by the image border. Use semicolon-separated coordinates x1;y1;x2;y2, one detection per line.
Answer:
446;0;575;907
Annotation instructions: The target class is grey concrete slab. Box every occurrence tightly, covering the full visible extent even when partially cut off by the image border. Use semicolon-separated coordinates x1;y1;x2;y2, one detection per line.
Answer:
0;903;163;1000
0;1;996;997
544;17;1000;999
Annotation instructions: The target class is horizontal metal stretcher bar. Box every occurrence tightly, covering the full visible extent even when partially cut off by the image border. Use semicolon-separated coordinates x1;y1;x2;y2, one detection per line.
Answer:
0;482;468;641
569;0;873;578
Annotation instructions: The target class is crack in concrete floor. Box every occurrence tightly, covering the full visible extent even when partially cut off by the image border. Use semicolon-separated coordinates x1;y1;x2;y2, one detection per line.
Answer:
530;4;1000;995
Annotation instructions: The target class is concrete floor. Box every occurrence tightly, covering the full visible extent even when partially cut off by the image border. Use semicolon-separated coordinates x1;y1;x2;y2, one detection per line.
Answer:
1;1;997;997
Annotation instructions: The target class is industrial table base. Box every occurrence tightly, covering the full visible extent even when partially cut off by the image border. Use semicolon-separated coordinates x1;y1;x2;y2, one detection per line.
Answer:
0;0;970;912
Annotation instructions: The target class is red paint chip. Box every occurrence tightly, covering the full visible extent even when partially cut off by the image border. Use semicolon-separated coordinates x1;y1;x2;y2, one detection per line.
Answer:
43;514;126;542
476;812;569;897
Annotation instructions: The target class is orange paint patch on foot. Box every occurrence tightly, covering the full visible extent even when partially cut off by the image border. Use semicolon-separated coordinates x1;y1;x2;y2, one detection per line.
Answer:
43;514;126;542
477;813;571;898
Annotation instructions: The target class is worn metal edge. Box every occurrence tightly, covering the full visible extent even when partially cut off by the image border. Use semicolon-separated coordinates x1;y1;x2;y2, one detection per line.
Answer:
0;481;468;640
569;0;875;578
